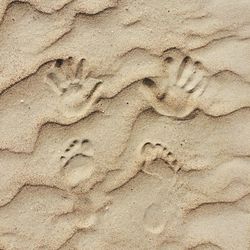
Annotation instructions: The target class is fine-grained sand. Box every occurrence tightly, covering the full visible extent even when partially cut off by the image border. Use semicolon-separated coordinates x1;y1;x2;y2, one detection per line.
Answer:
1;1;250;249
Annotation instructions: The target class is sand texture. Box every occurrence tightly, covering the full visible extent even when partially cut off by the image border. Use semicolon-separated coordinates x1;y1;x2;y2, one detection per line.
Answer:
1;0;250;249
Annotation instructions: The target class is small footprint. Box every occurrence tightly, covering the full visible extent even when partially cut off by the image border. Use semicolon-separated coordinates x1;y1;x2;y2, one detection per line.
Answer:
60;139;95;188
141;142;182;172
60;139;94;162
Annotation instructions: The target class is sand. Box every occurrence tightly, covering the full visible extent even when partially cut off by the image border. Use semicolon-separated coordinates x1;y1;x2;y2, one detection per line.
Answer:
0;0;250;249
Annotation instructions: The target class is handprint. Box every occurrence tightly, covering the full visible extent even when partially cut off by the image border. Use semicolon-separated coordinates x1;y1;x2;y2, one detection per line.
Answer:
45;57;103;119
140;49;208;118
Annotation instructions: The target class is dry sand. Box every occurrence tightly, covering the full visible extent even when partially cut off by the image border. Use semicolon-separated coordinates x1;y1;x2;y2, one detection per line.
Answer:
0;0;250;249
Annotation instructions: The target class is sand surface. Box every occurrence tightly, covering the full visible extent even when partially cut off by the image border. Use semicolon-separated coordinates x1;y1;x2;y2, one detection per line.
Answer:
1;0;250;249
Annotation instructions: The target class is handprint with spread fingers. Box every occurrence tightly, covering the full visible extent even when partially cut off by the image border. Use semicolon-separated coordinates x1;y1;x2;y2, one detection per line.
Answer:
140;49;208;118
45;57;103;119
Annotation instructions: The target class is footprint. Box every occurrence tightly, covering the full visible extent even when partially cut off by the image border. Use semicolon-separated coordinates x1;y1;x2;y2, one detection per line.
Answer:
143;203;166;234
60;139;94;161
60;139;95;188
141;142;182;172
45;57;103;118
140;48;208;118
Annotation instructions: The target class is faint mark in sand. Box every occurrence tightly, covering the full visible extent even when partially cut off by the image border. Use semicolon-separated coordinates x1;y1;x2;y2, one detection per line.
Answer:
60;139;95;188
141;142;182;173
143;203;166;234
0;186;95;250
140;48;208;118
45;57;103;119
184;158;250;215
74;0;118;15
189;242;222;250
158;241;183;250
